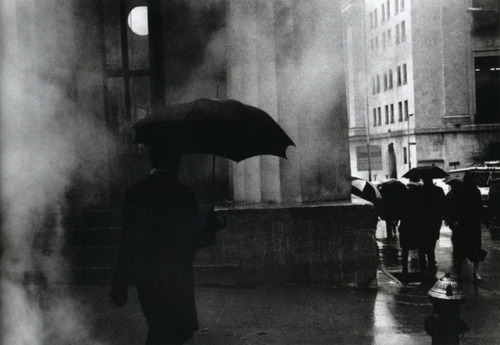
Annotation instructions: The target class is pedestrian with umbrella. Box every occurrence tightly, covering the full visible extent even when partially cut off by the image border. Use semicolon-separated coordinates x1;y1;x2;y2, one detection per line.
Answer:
109;98;294;345
403;166;448;275
445;173;486;280
398;177;423;280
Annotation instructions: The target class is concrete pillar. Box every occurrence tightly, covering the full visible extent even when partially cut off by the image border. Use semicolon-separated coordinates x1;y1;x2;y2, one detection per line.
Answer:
274;0;303;204
256;0;281;204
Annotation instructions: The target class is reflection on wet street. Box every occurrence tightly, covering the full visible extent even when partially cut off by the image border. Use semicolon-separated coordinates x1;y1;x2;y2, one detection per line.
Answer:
374;221;500;344
68;222;500;344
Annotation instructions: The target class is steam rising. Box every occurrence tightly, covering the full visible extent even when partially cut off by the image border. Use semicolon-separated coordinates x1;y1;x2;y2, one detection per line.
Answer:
1;1;109;343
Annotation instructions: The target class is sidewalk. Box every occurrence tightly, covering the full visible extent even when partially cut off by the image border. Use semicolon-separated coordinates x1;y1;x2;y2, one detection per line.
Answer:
68;224;500;344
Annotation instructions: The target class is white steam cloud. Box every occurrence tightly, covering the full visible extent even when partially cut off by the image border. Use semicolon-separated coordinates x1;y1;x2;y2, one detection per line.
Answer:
1;1;110;344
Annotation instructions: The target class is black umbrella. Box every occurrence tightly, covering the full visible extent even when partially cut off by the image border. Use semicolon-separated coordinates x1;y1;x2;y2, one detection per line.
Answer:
402;166;449;180
133;98;295;162
351;177;382;204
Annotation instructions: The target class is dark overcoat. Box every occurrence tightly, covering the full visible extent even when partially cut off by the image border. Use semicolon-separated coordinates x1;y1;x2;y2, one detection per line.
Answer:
420;183;445;243
113;170;208;344
398;184;422;250
447;182;483;261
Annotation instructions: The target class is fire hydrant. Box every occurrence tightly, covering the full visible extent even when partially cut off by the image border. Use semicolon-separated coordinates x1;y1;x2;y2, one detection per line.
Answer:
425;273;469;344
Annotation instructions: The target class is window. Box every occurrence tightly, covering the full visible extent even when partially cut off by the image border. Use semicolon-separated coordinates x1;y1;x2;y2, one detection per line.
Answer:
378;107;382;126
395;0;399;14
382;4;385;23
403;147;407;164
401;0;405;12
383;32;386;50
396;24;400;44
373;108;377;126
387;29;391;44
372;77;376;95
397;65;402;86
403;63;408;84
377;75;381;93
389;69;394;89
385;105;389;124
474;56;500;124
370;12;373;30
384;73;388;90
471;0;500;35
390;104;395;123
387;1;391;18
404;100;409;120
398;101;403;121
375;36;379;51
374;9;378;28
401;21;406;42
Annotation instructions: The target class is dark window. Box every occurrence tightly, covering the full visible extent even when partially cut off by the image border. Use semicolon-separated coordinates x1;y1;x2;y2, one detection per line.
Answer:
377;75;381;93
384;73;388;90
385;105;389;124
387;0;391;18
374;9;378;27
475;56;500;124
390;104;395;123
398;101;403;121
397;65;402;86
373;108;377;126
401;21;406;42
403;147;408;163
404;100;409;120
378;107;382;125
471;0;499;35
395;0;399;14
383;32;386;50
389;69;393;89
387;29;392;43
382;4;385;23
403;63;408;84
396;24;400;44
370;12;373;30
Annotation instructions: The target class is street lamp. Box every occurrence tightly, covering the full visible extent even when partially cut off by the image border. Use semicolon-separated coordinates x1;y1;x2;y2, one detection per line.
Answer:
408;113;414;169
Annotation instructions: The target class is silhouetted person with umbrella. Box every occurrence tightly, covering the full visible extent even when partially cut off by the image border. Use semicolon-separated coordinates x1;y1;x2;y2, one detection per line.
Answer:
109;146;226;345
445;172;485;280
398;178;423;280
419;176;445;274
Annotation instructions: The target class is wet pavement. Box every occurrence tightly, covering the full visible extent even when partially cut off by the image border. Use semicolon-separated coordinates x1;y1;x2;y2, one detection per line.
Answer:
73;222;500;344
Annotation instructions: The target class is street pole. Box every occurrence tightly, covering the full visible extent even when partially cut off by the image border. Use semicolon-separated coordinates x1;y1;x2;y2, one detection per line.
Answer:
362;0;372;181
408;113;413;169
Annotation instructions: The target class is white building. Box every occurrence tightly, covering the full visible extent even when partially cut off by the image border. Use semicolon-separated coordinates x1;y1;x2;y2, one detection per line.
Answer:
343;0;500;182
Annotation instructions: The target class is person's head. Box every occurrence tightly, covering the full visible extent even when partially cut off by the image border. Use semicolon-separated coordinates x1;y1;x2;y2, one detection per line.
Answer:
422;175;433;185
149;146;183;174
463;172;476;186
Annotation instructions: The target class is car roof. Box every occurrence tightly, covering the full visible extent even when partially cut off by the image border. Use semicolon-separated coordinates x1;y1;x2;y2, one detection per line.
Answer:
449;167;500;173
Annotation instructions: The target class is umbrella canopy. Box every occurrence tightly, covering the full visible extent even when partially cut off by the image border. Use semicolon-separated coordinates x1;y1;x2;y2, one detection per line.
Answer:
377;179;408;220
351;177;382;204
402;166;449;180
133;98;295;162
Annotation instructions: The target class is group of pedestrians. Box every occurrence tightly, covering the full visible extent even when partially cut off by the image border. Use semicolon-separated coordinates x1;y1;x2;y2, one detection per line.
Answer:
397;172;485;282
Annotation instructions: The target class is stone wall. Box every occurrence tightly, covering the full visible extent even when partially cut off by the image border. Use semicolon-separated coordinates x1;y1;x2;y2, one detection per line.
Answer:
212;202;378;289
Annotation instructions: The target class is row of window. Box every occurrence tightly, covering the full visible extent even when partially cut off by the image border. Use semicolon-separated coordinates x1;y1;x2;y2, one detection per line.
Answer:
369;0;406;30
370;21;406;52
372;100;409;127
372;63;408;94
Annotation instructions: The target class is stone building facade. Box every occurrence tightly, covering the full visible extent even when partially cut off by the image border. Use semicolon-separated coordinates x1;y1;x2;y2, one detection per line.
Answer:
344;0;500;181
